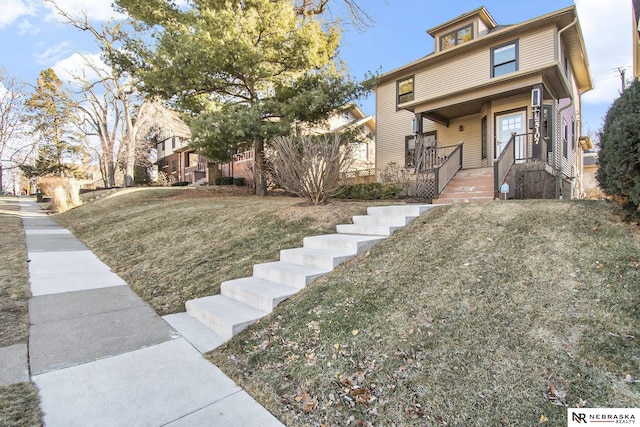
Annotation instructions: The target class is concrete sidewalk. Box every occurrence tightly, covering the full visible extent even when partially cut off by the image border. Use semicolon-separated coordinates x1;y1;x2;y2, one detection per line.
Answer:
18;197;283;427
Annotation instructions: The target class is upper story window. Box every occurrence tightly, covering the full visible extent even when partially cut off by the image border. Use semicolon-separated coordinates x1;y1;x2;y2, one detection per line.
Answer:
440;24;473;51
491;40;519;77
397;76;414;104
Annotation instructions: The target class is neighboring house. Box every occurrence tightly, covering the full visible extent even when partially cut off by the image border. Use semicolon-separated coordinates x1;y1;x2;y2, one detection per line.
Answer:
155;110;215;184
224;104;376;186
582;150;601;198
375;6;593;202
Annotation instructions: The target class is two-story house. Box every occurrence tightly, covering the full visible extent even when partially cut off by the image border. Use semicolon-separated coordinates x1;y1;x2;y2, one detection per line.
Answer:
155;110;214;185
224;104;376;187
375;6;593;202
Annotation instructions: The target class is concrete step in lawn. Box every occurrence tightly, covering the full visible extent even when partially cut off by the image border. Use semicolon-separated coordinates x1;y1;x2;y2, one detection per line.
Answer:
185;295;268;341
176;204;436;350
221;277;300;313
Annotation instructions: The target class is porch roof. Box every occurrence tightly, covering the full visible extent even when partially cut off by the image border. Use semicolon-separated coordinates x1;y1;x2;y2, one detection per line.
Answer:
401;63;570;125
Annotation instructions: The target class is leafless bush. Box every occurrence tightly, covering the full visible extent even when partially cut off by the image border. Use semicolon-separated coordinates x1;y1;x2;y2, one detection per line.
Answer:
380;162;411;196
154;171;176;187
38;177;81;212
266;133;354;205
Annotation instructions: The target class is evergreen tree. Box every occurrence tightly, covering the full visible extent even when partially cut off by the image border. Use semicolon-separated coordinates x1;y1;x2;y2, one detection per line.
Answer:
23;68;82;178
597;79;640;208
115;0;371;195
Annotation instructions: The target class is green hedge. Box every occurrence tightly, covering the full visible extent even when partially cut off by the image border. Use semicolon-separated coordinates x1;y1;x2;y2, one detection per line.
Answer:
334;183;404;200
233;177;246;186
215;177;235;185
171;181;190;187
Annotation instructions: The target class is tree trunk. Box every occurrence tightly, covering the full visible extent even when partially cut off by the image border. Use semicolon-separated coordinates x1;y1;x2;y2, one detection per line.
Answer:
254;138;268;196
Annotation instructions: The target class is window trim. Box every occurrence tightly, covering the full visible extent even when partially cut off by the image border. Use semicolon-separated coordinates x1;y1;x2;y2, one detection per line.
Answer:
397;75;415;105
439;23;474;51
481;116;487;160
490;40;519;78
562;118;568;159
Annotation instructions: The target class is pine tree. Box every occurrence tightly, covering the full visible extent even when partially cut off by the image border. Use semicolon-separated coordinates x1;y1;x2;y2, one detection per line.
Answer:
23;68;82;178
597;79;640;208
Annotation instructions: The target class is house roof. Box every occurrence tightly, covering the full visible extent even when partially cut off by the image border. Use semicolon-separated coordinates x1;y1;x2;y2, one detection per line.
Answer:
426;6;498;36
583;152;599;166
379;6;593;94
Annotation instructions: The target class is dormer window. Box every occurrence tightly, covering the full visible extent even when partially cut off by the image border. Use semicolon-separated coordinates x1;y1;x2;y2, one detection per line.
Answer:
440;24;473;50
397;76;414;104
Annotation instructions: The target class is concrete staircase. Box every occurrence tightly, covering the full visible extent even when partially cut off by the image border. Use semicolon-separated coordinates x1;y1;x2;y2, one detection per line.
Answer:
165;204;435;351
433;167;495;204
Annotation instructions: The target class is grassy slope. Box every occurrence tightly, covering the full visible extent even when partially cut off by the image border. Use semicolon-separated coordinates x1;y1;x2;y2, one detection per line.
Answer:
55;192;640;425
55;188;378;316
206;200;640;426
0;197;42;426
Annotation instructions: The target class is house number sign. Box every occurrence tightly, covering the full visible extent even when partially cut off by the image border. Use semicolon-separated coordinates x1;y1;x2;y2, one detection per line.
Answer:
531;87;541;146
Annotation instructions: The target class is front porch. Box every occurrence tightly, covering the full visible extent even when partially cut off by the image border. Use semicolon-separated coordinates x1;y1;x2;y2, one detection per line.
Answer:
410;130;556;202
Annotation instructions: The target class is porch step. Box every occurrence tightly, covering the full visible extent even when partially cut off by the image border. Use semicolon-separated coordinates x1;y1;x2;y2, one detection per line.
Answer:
185;295;267;341
221;277;299;313
435;168;495;204
253;261;331;289
179;203;437;346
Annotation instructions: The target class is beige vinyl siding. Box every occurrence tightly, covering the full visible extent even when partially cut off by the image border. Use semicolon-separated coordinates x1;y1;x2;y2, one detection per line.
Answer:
423;115;482;169
375;81;415;173
412;26;556;103
518;26;556;70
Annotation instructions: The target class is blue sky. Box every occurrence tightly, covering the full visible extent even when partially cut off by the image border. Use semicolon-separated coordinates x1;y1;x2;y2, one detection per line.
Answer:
0;0;633;141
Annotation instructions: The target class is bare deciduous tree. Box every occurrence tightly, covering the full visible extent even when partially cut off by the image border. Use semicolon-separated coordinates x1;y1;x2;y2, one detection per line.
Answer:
267;133;354;205
0;69;34;192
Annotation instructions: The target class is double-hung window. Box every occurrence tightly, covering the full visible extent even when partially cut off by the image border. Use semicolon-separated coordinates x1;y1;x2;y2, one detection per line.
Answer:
491;40;518;77
397;76;414;104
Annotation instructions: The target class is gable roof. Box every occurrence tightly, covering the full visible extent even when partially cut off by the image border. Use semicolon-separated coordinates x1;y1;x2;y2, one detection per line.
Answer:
426;6;498;36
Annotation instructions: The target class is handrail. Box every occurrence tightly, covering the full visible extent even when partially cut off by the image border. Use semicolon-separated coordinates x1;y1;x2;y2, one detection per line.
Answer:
494;132;516;198
434;143;463;196
415;142;460;172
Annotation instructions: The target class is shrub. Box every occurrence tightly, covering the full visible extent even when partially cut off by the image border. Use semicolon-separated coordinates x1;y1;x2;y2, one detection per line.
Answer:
171;181;189;187
267;133;355;205
334;182;403;200
233;177;246;186
598;79;640;208
220;176;235;185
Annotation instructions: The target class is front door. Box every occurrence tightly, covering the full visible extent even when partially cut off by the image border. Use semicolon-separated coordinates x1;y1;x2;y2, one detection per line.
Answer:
495;111;526;158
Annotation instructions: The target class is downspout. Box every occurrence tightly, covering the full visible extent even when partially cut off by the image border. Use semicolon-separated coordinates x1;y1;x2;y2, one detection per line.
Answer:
554;18;578;199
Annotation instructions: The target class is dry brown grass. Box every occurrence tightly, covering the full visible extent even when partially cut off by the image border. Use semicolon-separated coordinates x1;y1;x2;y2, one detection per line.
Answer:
207;200;640;426
55;187;390;315
0;196;31;346
52;192;640;425
0;196;42;426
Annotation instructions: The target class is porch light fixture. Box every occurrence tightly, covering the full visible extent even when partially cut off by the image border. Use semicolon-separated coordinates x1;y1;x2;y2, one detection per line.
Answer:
458;125;464;132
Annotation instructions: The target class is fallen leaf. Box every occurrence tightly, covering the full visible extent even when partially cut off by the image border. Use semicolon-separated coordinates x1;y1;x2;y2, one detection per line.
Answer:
539;414;548;423
352;329;359;336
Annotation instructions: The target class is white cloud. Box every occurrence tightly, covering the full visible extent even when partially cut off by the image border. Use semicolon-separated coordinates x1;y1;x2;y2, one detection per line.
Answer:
575;0;633;104
35;41;73;65
17;18;39;35
43;0;125;23
52;52;109;84
0;0;36;28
